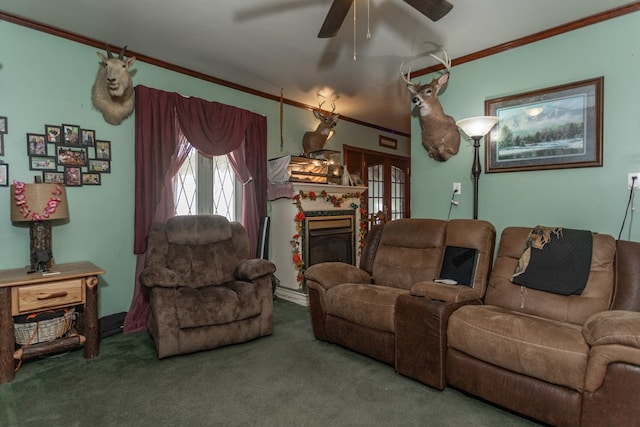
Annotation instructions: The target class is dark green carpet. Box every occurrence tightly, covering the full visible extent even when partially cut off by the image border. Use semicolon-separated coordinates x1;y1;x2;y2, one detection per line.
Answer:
0;300;541;426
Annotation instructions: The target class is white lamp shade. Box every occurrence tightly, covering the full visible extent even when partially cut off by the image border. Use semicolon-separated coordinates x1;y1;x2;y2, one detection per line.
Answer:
456;116;499;138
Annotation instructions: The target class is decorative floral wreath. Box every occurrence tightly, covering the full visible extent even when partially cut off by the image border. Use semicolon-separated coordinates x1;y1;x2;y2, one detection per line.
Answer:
290;190;367;282
13;180;64;221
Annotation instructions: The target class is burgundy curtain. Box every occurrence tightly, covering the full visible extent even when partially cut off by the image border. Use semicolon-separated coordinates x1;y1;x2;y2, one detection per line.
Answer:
124;85;268;333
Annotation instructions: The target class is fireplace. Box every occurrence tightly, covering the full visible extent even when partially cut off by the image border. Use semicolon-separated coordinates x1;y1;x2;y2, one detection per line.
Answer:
304;212;355;267
268;182;366;306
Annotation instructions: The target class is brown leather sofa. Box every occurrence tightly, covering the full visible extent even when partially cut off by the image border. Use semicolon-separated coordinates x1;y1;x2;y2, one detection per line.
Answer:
140;215;276;358
304;218;496;368
443;227;640;427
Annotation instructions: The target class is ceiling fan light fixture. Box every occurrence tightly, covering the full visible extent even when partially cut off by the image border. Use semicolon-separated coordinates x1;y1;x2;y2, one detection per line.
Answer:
317;0;454;39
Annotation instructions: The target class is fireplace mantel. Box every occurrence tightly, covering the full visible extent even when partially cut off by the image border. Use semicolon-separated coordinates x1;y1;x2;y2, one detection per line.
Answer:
268;182;366;201
269;183;367;306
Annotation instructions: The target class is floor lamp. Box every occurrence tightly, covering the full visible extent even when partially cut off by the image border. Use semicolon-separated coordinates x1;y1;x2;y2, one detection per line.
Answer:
456;116;498;220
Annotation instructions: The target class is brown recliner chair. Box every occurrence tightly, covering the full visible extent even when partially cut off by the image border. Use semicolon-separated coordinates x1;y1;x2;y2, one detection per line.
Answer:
139;215;276;358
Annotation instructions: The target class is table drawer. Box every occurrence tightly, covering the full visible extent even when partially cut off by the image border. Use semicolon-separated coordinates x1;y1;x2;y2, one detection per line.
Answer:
11;279;85;315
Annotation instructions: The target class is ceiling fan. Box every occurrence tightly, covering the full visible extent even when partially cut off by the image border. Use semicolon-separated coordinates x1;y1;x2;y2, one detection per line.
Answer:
318;0;454;38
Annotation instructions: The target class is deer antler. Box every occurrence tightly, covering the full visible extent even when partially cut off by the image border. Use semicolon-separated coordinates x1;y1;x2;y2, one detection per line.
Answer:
428;48;451;73
330;101;336;113
399;61;413;85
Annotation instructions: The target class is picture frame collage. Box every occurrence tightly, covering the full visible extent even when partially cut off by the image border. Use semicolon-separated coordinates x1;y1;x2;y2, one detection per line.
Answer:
27;123;112;187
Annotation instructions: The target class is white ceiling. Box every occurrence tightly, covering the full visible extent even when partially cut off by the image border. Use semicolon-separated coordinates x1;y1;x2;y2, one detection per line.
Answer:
0;0;635;134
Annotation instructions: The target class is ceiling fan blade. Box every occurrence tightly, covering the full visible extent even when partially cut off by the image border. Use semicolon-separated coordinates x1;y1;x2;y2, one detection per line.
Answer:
318;0;354;38
403;0;453;22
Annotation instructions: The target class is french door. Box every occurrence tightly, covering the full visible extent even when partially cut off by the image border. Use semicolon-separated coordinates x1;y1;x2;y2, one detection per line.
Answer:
343;145;410;221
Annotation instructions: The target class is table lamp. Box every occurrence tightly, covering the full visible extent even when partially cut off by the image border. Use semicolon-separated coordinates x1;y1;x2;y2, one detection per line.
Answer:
10;181;69;273
456;116;499;220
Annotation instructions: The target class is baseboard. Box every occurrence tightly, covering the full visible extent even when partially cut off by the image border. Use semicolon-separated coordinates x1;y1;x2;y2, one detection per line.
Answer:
274;286;308;306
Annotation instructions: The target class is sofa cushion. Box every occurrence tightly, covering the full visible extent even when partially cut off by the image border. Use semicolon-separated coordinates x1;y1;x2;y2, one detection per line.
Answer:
485;227;616;325
372;219;446;290
448;304;589;391
166;215;232;245
175;281;261;328
167;240;239;288
326;284;409;333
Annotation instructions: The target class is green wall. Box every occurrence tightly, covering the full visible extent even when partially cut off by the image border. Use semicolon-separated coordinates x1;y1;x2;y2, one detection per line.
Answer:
411;11;640;242
0;20;408;317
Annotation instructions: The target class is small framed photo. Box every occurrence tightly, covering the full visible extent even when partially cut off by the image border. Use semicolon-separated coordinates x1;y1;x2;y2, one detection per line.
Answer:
0;134;4;156
30;156;57;171
57;147;87;166
27;133;48;156
95;140;111;160
43;171;65;184
82;172;101;185
379;135;397;149
64;166;82;187
45;124;63;144
0;116;7;134
88;159;111;173
0;163;8;186
62;123;80;145
81;128;96;146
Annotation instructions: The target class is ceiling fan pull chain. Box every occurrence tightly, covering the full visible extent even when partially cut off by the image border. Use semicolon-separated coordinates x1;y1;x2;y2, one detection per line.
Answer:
353;0;357;61
366;0;371;40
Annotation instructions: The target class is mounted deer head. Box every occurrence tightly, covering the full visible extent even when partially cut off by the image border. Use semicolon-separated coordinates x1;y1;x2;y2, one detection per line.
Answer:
302;100;339;155
91;44;136;125
401;49;460;162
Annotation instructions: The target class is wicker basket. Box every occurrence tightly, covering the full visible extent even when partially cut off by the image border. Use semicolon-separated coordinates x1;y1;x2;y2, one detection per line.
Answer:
14;308;75;345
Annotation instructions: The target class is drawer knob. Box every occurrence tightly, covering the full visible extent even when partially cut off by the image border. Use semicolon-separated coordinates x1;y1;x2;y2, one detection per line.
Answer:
37;291;68;300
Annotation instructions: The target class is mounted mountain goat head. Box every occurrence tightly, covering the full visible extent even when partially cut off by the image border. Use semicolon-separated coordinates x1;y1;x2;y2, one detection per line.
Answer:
91;44;136;125
302;100;339;155
401;49;460;162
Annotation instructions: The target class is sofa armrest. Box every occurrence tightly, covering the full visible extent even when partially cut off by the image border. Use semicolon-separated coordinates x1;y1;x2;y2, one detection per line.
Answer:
235;258;276;281
304;262;371;290
583;310;640;348
139;266;180;288
583;310;640;392
410;281;483;303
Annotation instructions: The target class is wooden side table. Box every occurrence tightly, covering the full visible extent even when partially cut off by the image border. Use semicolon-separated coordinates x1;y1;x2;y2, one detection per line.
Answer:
0;261;104;383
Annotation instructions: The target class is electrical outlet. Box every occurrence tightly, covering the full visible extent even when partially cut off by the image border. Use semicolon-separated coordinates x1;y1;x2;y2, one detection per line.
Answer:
453;182;461;194
628;173;640;189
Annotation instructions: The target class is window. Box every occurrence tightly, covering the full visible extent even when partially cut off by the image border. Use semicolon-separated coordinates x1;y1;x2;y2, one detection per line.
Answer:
173;146;239;220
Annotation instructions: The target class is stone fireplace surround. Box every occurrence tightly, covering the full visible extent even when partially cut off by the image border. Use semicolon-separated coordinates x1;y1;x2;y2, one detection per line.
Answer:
269;183;366;306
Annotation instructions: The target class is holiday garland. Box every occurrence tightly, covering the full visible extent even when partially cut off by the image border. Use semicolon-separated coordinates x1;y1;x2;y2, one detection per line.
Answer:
290;190;367;282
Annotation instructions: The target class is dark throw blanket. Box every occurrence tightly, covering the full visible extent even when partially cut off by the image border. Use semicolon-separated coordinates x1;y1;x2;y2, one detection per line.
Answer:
512;226;592;295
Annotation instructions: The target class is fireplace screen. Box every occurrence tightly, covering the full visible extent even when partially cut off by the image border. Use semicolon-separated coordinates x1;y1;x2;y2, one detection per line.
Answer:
305;214;355;267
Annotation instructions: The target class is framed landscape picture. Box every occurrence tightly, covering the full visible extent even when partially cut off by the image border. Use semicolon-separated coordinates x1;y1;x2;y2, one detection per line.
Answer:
484;77;603;173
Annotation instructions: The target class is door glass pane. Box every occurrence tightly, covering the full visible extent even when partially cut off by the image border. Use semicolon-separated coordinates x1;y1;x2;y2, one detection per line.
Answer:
390;165;405;220
367;164;384;216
